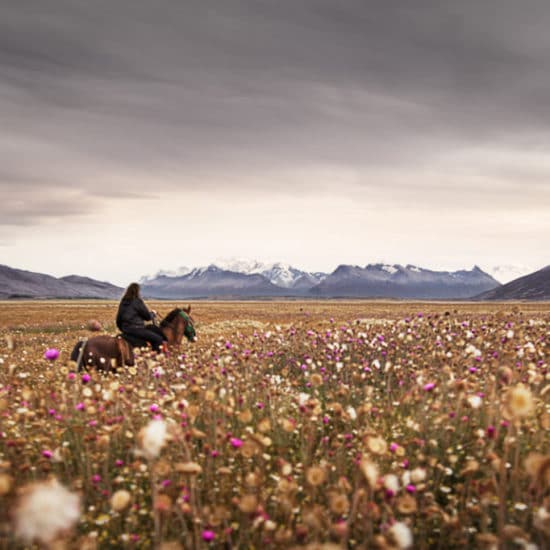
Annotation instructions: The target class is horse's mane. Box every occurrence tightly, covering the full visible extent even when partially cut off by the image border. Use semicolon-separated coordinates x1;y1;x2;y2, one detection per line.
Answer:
160;308;182;328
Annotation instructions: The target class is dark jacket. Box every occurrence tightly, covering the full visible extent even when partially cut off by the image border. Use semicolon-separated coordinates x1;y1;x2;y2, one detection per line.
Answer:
116;298;154;332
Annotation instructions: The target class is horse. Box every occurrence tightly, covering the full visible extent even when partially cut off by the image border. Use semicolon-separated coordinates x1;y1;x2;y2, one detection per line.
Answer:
70;307;196;372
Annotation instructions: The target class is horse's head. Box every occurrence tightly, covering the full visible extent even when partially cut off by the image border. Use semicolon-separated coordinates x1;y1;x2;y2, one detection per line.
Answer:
160;306;197;344
179;306;197;342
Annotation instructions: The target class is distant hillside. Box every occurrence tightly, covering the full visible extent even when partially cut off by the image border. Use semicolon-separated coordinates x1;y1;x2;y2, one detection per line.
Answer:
0;265;123;299
475;265;550;300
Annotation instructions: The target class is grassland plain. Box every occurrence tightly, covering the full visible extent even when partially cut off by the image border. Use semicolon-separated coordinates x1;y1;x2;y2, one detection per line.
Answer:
0;300;549;549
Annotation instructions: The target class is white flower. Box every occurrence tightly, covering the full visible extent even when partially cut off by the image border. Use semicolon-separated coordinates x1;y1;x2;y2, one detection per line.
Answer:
298;393;309;406
410;468;426;483
388;521;413;549
383;474;400;493
346;406;357;420
138;419;168;460
467;395;483;409
14;478;80;545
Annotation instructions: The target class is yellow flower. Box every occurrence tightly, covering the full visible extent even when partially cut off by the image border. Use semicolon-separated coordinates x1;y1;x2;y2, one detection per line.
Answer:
238;494;258;514
306;465;327;487
359;458;379;490
396;494;417;515
111;489;131;512
504;384;535;419
365;435;388;455
0;473;12;496
310;373;323;387
329;493;350;515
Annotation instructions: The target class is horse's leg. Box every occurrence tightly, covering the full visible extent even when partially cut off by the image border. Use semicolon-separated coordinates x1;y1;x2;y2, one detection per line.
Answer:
114;338;133;369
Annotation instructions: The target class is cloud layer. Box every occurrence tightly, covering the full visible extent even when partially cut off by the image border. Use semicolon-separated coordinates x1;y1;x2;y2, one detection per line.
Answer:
1;1;548;280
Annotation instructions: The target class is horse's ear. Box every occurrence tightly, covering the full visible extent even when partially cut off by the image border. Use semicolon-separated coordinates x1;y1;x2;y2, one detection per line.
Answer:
184;305;191;314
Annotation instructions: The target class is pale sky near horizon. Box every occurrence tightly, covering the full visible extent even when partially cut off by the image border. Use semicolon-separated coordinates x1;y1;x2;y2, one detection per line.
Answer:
1;0;549;286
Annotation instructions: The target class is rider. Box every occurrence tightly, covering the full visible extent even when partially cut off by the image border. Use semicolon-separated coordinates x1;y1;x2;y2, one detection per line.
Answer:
116;283;165;352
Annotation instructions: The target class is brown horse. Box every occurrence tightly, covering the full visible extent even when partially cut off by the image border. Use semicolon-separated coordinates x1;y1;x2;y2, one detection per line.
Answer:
70;307;196;372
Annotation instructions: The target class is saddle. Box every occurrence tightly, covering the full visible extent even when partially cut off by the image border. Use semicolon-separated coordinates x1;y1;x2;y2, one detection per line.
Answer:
119;333;147;349
118;324;166;349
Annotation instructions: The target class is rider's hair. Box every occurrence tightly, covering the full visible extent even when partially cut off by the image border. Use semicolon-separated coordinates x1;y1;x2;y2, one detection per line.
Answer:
122;282;141;301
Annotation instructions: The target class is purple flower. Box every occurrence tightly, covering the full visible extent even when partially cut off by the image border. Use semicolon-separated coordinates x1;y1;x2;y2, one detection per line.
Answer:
202;530;215;542
230;437;243;448
44;348;59;360
81;373;91;383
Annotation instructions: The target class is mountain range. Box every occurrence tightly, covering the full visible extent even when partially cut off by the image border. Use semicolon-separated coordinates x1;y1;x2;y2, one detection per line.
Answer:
1;261;548;300
140;262;500;299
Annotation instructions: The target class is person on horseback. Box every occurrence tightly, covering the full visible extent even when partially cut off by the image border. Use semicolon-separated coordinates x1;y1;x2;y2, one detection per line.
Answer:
116;283;165;352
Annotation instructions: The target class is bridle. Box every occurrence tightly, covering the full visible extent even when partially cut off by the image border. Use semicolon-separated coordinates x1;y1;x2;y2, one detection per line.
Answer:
160;309;195;341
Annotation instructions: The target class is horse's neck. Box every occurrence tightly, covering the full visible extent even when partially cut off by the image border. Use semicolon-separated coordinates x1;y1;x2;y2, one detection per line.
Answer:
162;323;183;345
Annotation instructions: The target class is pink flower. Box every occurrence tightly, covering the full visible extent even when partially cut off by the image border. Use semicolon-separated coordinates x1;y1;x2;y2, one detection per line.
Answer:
230;437;243;448
149;404;159;413
75;402;85;411
390;443;399;453
42;450;52;459
423;383;436;391
81;373;91;383
44;348;59;360
202;530;215;542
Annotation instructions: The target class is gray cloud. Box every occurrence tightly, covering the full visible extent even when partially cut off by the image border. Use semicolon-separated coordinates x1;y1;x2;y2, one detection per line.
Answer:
1;0;549;229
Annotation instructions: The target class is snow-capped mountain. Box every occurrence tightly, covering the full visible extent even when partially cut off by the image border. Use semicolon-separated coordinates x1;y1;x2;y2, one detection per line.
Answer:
140;266;191;283
310;264;500;299
147;259;327;289
141;264;285;298
140;261;501;299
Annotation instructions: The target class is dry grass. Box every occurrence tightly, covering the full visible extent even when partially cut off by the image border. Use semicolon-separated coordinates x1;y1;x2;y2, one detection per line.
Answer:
0;300;549;549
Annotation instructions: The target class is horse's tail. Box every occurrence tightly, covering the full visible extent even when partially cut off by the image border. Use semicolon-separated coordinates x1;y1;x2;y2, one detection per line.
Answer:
70;338;89;371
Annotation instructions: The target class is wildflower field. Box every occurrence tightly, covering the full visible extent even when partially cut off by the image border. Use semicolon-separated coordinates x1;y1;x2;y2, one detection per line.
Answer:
0;300;549;549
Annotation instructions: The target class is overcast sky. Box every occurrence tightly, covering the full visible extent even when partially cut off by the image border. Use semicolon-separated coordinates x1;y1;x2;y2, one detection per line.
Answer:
1;0;549;285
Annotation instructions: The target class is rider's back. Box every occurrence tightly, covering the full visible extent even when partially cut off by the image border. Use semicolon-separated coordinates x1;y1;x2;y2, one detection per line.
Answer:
116;298;153;332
